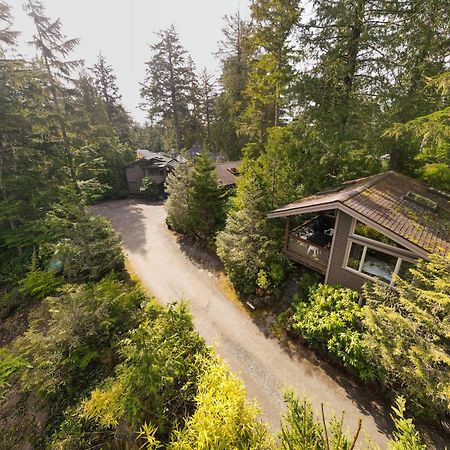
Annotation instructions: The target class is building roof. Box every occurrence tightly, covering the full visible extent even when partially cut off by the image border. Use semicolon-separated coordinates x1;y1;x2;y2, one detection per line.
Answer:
125;149;177;168
215;161;242;187
268;171;450;257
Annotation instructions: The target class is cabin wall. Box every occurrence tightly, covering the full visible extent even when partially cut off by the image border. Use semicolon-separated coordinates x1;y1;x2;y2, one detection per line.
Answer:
126;165;144;193
126;164;167;193
325;210;366;291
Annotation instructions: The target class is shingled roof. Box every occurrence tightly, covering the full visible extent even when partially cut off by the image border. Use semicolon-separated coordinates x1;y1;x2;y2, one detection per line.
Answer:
215;161;241;187
268;172;450;257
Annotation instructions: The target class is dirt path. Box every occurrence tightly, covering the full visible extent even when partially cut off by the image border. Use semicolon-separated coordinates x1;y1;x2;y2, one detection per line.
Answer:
94;199;394;448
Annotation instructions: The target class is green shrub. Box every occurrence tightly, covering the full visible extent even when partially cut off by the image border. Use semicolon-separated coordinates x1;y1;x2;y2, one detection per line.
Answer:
19;270;63;300
362;254;450;419
389;397;426;450
15;276;143;400
295;272;321;301
79;301;207;440
140;176;159;200
0;348;26;396
279;391;362;449
292;284;376;380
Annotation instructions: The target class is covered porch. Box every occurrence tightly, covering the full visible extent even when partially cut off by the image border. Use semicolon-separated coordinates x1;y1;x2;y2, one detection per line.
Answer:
282;212;336;275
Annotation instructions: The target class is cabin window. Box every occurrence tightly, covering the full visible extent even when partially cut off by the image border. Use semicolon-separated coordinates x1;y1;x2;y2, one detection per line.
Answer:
345;241;415;286
353;220;405;249
126;167;135;173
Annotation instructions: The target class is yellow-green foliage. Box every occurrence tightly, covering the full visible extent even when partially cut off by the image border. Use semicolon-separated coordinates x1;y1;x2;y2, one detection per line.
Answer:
169;357;273;450
388;397;426;450
279;391;361;450
362;254;450;419
0;348;26;395
79;301;207;438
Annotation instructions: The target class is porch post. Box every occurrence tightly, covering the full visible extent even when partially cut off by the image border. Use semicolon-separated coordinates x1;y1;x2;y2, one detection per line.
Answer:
284;217;290;250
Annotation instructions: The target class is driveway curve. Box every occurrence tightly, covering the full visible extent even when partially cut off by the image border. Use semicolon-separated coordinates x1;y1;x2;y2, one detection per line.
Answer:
94;199;392;448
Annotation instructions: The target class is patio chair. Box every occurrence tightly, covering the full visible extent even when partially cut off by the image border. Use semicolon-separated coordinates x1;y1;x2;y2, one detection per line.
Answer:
307;245;319;257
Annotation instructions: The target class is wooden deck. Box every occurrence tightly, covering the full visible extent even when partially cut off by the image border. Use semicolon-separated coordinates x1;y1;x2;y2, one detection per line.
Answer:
283;235;330;275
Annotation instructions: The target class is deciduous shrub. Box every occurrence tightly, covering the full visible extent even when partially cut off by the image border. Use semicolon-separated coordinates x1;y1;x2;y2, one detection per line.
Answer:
291;284;376;380
140;176;159;200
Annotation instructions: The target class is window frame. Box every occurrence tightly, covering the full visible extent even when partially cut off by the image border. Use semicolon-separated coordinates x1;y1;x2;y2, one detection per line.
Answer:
343;218;417;287
343;239;416;287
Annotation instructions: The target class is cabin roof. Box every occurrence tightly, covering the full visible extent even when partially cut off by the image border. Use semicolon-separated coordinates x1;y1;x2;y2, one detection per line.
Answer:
215;161;241;187
268;171;450;256
125;149;177;168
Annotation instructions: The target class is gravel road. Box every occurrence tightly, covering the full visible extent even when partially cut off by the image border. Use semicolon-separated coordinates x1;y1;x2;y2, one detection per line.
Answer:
94;199;395;448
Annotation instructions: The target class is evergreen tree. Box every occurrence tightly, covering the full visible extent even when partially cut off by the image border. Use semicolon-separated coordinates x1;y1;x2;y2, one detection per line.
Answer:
25;0;82;192
385;72;450;189
90;53;121;121
240;0;301;144
141;25;200;151
213;11;250;159
0;1;18;54
165;158;193;235
199;68;216;151
362;254;450;419
90;53;133;141
189;152;223;242
216;166;283;294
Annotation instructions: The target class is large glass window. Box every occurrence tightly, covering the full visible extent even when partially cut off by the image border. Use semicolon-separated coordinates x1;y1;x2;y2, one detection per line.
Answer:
361;247;397;283
346;241;415;286
347;242;364;270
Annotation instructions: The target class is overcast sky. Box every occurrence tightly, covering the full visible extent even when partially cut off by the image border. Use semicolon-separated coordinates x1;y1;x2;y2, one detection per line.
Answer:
10;0;250;123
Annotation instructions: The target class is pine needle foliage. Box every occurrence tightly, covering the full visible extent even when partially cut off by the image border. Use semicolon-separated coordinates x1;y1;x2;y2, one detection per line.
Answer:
362;254;450;419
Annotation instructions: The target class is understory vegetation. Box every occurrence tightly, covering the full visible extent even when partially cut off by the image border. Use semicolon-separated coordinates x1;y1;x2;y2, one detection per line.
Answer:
285;255;450;422
0;0;448;447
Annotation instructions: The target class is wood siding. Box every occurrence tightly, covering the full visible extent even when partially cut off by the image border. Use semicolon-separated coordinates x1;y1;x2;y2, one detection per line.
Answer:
325;210;367;291
126;165;166;193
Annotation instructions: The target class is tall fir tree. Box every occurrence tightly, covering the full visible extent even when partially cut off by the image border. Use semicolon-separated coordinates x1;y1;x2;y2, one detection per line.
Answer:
141;25;200;151
189;151;223;242
240;0;301;144
213;11;250;159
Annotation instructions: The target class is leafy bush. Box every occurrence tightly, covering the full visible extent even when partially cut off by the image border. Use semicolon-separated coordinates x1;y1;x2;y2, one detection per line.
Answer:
19;269;63;300
389;397;426;450
279;391;362;449
280;392;426;450
291;284;376;380
140;176;159;200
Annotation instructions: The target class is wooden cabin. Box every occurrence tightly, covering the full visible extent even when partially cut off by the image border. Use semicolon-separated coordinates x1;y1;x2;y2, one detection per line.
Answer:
268;172;449;291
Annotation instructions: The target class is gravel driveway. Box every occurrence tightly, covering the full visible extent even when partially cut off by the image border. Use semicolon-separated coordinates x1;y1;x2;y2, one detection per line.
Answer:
94;199;394;447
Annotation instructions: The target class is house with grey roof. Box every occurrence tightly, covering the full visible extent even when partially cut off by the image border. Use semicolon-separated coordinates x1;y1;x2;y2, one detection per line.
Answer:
268;171;449;291
125;150;179;194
